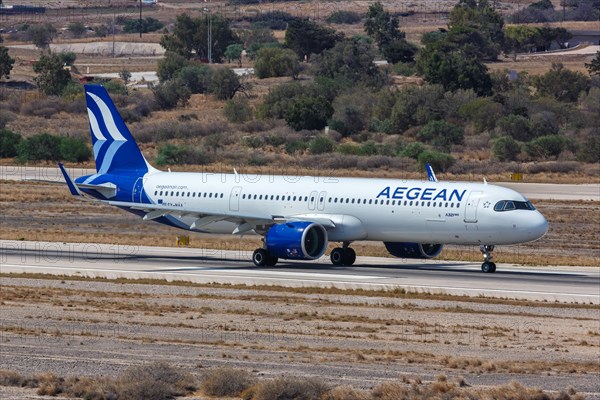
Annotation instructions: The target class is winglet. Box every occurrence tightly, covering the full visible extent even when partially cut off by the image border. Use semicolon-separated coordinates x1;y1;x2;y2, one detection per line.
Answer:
426;163;438;182
59;163;81;196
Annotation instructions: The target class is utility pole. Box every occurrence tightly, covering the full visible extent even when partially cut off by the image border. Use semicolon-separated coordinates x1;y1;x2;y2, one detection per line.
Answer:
139;0;143;38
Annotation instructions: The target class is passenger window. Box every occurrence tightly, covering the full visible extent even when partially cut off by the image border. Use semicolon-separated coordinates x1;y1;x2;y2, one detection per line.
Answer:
311;197;315;202
369;199;373;204
304;196;308;201
427;201;431;207
409;201;413;206
176;192;179;196
392;200;396;206
270;195;274;200
374;200;378;205
154;191;157;195
293;196;296;201
209;193;212;198
386;200;390;205
351;199;355;204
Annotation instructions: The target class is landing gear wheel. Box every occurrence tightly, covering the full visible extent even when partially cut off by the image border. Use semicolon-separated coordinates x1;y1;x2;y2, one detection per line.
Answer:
252;248;269;267
330;248;345;266
481;261;496;273
266;254;278;267
343;248;356;266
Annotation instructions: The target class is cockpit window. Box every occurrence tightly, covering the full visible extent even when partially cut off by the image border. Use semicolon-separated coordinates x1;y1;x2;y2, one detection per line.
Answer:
494;200;536;212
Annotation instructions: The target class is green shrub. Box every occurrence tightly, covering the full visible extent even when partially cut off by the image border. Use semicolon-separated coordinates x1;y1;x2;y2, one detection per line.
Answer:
209;68;241;100
326;11;362;24
528;112;559;138
17;133;62;162
496;114;532;141
525;135;566;159
459;97;503;133
400;142;426;159
309;136;336;155
123;17;164;34
284;96;333;131
285;139;308;155
337;142;362;155
157;52;188;82
59;136;91;162
417;150;454;172
0;129;22;158
577;134;600;163
392;62;416;76
155;143;209;165
416;120;464;151
101;79;127;95
152;80;191;110
58;51;76;66
224;97;253;123
175;64;212;94
254;47;300;79
532;63;591;102
492;136;521;161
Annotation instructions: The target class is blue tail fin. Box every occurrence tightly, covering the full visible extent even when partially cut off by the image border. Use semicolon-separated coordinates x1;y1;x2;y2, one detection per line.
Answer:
84;84;150;175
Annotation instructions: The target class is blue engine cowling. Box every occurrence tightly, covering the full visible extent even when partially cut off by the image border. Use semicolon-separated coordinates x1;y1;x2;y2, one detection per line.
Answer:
266;222;328;260
384;242;443;259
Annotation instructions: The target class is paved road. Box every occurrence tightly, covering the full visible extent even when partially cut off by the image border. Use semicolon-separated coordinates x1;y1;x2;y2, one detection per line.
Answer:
1;240;598;304
1;166;598;201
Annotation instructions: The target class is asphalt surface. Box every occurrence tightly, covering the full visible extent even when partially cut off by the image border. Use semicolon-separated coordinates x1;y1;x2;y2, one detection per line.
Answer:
1;166;599;201
1;240;598;304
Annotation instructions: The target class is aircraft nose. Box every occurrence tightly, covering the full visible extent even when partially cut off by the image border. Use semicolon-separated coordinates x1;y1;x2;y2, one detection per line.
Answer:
528;212;548;241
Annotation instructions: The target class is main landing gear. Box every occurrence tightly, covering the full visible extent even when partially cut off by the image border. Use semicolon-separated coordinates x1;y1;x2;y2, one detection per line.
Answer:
480;245;496;273
330;242;356;266
252;248;278;267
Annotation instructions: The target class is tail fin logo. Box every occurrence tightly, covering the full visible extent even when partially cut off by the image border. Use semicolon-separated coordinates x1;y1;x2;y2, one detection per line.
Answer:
84;84;149;175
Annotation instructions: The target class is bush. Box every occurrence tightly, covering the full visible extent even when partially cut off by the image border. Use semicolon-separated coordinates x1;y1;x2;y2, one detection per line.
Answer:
116;362;196;400
252;376;329;400
200;367;255;397
417;150;455;172
525;134;566;159
416;120;464;151
459;97;504;133
155;143;210;165
175;64;212;94
254;47;300;79
496;114;532;141
578;134;600;163
0;129;22;157
68;22;86;37
17;133;62;162
152;80;191;110
224;97;253;123
157;52;188;82
528;112;559;138
284;96;333;131
492;136;521;161
309;136;336;155
532;63;591;102
285;139;308;155
58;51;76;66
101;79;127;95
390;85;445;132
400;142;426;159
123;17;164;34
209;68;241;100
326;11;362;24
59;136;91;162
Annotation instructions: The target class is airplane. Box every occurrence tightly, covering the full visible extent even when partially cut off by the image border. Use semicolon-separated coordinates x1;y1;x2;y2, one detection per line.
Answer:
58;84;548;273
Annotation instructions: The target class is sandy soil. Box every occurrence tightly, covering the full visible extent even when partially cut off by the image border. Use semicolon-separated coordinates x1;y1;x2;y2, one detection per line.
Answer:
0;277;598;397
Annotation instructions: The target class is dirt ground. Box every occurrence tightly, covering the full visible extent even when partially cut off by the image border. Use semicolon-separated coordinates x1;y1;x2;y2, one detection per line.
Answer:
0;276;598;397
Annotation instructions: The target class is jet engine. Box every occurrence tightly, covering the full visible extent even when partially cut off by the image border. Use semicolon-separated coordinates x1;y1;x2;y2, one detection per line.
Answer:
384;242;443;259
265;222;328;260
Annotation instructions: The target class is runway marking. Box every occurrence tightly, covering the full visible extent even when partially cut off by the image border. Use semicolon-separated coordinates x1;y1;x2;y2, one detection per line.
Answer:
2;264;598;302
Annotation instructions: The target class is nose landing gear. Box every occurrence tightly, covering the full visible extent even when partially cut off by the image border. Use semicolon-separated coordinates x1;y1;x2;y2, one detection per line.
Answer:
480;245;496;273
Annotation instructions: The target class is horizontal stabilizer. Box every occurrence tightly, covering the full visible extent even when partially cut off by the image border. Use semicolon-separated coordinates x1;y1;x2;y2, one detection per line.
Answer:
76;182;117;199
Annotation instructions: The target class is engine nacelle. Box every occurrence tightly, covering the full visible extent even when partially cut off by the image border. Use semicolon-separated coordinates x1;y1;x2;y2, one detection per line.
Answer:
266;222;328;260
384;242;443;259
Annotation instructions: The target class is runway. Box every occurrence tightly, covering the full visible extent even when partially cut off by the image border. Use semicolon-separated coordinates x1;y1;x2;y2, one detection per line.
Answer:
1;166;598;201
1;240;598;304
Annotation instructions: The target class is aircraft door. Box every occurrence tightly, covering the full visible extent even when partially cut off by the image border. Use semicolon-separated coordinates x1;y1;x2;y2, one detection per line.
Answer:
230;186;242;211
308;191;318;210
464;191;483;223
132;177;144;203
317;191;327;211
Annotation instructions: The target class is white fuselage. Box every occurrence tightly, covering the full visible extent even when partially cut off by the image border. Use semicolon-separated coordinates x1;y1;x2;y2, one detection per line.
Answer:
142;172;548;246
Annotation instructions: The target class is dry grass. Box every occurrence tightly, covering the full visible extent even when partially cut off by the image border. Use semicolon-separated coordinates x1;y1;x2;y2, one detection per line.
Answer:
0;367;585;400
200;367;256;397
